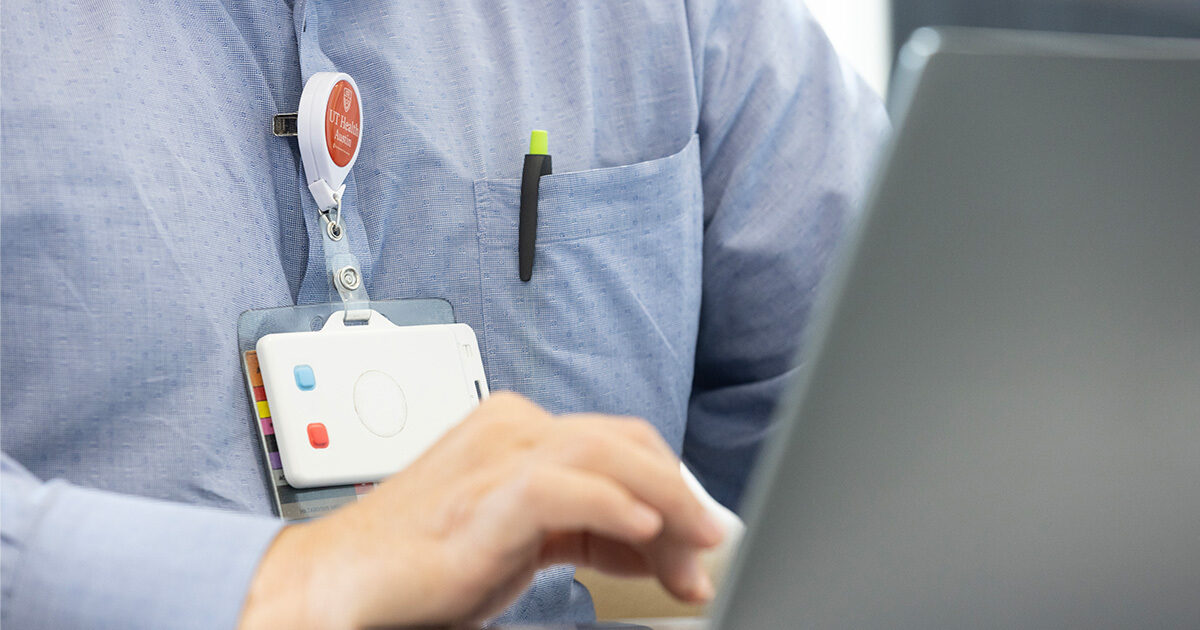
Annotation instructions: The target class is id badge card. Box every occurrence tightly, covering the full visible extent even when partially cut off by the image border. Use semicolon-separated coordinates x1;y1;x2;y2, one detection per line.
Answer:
237;300;490;521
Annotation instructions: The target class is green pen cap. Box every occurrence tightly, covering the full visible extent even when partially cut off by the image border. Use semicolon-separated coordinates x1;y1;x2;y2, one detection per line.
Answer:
528;129;549;155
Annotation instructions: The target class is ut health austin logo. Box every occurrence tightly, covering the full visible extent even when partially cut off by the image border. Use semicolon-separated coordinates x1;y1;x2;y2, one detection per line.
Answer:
343;87;353;112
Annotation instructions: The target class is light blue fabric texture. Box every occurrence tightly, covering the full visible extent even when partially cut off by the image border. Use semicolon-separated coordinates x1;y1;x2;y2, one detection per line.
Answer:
0;0;888;627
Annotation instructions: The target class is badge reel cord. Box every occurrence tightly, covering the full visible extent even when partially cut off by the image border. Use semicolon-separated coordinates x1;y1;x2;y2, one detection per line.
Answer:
275;72;371;323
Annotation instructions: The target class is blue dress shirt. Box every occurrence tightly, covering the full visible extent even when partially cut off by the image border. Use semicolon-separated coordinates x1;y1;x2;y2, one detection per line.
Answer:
0;0;887;627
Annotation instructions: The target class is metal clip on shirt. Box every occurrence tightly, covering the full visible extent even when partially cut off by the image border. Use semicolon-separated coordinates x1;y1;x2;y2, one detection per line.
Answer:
275;72;370;322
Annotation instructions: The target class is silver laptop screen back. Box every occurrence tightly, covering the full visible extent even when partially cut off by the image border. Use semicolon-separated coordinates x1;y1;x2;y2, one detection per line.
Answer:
715;28;1200;630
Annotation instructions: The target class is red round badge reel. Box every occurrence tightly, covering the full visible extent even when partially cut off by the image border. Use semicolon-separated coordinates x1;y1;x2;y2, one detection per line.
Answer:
297;72;363;211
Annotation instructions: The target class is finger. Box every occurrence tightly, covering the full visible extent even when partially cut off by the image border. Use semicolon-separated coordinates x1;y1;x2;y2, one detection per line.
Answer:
539;532;653;577
562;414;676;459
500;464;665;545
469;391;553;425
435;392;552;468
645;537;716;605
547;421;722;547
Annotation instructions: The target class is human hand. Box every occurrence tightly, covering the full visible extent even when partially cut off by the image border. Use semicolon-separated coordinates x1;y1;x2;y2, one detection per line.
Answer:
238;392;724;629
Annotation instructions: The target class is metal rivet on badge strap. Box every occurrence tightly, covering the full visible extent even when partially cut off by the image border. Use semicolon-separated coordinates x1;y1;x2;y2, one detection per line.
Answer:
322;195;345;241
325;218;343;241
335;265;361;292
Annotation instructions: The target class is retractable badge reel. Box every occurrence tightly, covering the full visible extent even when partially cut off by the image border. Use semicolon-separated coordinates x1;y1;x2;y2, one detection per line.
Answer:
278;73;362;235
275;73;368;319
242;74;489;501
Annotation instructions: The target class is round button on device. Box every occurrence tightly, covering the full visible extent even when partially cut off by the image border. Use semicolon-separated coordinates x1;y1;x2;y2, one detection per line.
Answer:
353;370;407;437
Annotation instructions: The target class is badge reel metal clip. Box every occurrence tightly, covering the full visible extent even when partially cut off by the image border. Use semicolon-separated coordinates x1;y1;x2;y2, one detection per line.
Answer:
238;74;489;516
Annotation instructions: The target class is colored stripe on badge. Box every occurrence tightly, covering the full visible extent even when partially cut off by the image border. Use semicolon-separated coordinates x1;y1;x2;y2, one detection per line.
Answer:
243;348;375;522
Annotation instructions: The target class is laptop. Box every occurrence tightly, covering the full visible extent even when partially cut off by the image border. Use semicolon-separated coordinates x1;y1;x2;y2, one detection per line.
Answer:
500;27;1200;630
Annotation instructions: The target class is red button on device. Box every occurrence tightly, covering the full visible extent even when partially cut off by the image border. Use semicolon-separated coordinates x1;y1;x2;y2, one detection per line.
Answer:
307;423;329;449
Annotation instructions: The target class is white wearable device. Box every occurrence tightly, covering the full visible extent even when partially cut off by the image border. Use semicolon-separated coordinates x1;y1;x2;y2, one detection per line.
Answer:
295;72;362;211
256;312;490;488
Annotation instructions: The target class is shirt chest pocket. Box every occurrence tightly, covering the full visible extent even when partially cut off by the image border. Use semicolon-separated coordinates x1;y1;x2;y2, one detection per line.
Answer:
472;134;703;444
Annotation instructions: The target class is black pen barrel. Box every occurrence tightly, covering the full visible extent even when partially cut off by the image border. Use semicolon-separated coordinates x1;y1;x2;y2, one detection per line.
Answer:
518;153;552;282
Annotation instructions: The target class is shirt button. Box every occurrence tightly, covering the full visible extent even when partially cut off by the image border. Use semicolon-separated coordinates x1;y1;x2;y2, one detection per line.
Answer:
294;365;316;391
307;422;329;449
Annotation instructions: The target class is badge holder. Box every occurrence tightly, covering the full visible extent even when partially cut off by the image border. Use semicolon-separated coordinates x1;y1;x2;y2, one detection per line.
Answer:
240;73;490;522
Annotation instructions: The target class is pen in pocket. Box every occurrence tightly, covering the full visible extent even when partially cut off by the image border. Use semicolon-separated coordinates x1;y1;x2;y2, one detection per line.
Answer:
519;129;552;282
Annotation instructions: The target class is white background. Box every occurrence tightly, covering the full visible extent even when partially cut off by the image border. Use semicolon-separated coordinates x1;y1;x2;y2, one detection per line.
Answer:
804;0;892;97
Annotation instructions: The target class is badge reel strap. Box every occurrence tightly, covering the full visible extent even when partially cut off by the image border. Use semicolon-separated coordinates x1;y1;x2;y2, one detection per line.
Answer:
277;72;369;322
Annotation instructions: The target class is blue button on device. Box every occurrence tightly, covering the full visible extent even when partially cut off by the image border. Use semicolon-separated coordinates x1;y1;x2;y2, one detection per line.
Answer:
294;365;316;391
